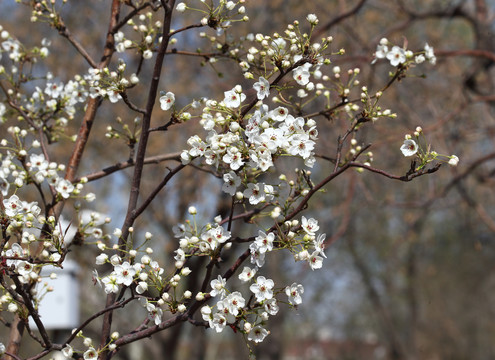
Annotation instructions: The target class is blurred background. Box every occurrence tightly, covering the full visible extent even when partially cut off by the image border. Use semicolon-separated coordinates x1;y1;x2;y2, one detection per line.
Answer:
1;0;494;359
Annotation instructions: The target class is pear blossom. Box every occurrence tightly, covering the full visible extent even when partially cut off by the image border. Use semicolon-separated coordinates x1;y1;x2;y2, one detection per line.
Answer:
223;147;244;170
313;233;327;258
176;2;186;12
222;171;241;196
146;303;163;325
248;325;269;343
400;139;418;157
448;155;459;166
250;276;274;302
306;14;318;25
264;298;279;315
160;91;175;110
5;243;24;266
250;247;266;268
253;76;270;100
301;216;319;236
210;275;227;298
387;46;406;66
254;231;275;253
285;283;304;305
102;274;119;294
293;65;310;86
55;179;74;199
424;43;436;64
238;266;256;282
3;194;22;217
308;251;323;270
83;348;97;360
375;41;389;59
95;253;108;265
223;88;246;109
210;312;227;332
62;345;73;358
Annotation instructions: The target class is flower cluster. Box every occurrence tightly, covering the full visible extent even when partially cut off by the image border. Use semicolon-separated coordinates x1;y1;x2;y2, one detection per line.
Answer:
85;64;139;104
374;38;437;66
400;126;459;168
179;80;319;203
0;136;93;201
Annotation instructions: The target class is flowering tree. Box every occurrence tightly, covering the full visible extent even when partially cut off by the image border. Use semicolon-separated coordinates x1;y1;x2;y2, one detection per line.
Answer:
0;1;461;359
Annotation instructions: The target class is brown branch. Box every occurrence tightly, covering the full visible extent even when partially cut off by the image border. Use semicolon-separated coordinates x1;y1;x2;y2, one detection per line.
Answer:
121;91;146;114
75;152;181;183
436;49;495;63
313;0;368;38
54;19;98;69
169;23;204;36
134;163;186;219
442;152;495;196
99;2;177;357
326;174;356;247
11;277;51;349
113;2;156;33
113;314;186;347
63;297;135;348
349;161;442;181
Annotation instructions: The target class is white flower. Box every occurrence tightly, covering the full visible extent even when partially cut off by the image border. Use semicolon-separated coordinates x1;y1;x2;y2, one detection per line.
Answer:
176;2;186;12
102;274;119;293
249;276;274;302
313;233;327;258
55;179;75;199
264;298;279;315
301;216;319;236
146;303;163;325
83;347;97;360
248;325;269;343
243;182;266;205
238;266;256;282
0;342;5;356
225;291;245;315
136;281;148;294
293;66;310;86
448;155;459;166
424;43;436;64
3;194;22;217
308;251;323;270
143;49;153;59
253;77;270;100
160;91;175;110
114;261;136;286
288;133;315;159
400;139;418;157
223;147;244;170
375;43;389;59
5;243;23;266
254;231;275;253
222;171;241;196
415;54;425;64
210;275;227;298
16;261;34;277
211;225;231;244
386;46;406;66
285;283;304;305
61;345;73;357
250;247;265;268
210;313;227;333
306;14;318;25
95;253;108;265
223;88;246;108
